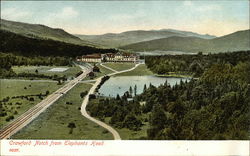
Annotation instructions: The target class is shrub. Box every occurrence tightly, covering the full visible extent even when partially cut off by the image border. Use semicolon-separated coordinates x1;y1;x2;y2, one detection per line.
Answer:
66;102;72;105
0;111;7;117
80;91;88;98
89;94;96;100
67;122;76;134
6;115;14;122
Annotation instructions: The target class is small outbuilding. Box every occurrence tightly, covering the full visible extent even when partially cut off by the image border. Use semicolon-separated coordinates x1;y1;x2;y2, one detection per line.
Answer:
88;71;95;78
93;65;100;72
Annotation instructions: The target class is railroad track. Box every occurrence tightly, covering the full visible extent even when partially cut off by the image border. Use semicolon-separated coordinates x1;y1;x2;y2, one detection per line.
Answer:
0;69;91;139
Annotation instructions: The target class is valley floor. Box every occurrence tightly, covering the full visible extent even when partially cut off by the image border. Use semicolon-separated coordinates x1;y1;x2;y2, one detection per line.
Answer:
12;83;113;139
1;62;154;140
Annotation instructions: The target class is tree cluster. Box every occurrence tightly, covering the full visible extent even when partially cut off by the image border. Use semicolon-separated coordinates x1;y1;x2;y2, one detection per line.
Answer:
95;76;110;92
0;52;70;78
145;51;250;77
87;94;143;131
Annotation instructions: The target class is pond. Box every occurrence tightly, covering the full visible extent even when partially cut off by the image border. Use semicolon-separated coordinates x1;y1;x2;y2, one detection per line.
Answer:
98;76;190;97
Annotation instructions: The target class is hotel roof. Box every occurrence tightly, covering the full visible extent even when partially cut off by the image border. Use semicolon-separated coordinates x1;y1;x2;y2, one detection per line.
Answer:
82;53;102;59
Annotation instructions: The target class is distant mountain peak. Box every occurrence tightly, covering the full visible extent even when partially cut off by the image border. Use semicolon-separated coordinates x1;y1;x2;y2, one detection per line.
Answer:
120;29;250;53
161;28;217;39
76;28;218;48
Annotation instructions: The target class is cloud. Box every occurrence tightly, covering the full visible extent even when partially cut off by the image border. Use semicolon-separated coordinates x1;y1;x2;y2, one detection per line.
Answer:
1;7;32;21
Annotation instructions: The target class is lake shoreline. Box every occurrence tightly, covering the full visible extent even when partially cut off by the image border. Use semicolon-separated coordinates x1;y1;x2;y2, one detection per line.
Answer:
98;75;190;97
154;74;193;79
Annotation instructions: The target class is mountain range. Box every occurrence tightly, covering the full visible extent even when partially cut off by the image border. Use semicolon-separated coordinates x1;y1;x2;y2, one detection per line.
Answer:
76;29;216;48
1;19;249;54
120;29;250;53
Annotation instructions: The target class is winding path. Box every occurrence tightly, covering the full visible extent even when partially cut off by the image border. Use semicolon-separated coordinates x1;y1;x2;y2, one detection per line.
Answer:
80;63;141;140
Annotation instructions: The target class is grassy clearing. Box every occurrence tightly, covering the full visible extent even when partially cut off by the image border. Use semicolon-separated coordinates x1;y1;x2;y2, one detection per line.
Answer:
12;65;82;79
0;79;61;128
97;64;114;75
115;64;153;76
116;124;149;140
103;63;135;71
104;117;149;140
12;83;113;140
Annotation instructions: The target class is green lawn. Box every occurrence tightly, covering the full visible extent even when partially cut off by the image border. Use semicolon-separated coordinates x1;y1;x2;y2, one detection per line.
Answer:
115;64;153;76
12;83;113;140
12;65;82;79
0;79;62;128
97;64;114;75
103;63;135;71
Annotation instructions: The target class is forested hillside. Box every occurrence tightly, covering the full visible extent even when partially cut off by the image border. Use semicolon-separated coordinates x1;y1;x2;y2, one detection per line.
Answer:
0;30;117;57
87;51;250;140
142;61;249;139
0;29;117;78
1;19;96;46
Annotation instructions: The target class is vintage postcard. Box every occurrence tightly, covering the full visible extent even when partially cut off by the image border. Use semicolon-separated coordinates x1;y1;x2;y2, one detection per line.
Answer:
0;0;249;155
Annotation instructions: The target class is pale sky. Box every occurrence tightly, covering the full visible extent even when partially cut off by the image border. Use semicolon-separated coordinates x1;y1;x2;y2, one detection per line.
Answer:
1;1;249;36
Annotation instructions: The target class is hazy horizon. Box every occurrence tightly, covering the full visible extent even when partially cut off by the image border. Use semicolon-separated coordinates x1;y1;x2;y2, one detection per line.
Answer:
1;1;249;36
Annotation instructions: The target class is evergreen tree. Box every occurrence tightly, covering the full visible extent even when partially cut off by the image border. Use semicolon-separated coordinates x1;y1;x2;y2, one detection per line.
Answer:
134;85;137;96
129;86;133;97
116;94;121;100
143;84;147;92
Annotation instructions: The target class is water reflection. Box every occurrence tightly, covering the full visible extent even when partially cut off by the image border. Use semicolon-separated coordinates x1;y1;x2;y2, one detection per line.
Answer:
99;76;190;97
